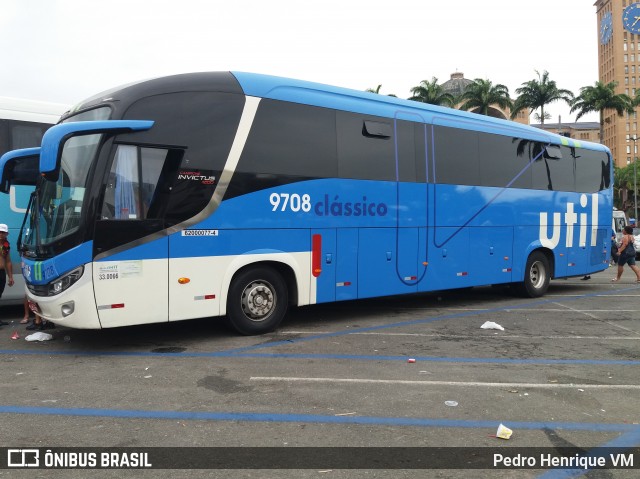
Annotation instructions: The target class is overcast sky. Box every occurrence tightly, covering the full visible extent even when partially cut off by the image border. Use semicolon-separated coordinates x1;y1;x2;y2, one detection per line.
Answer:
1;0;599;122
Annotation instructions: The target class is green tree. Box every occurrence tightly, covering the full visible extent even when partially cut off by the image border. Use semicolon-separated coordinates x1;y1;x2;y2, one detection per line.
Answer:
365;85;396;97
613;165;627;210
408;77;455;107
458;79;512;116
570;81;633;144
614;163;640;215
510;70;573;124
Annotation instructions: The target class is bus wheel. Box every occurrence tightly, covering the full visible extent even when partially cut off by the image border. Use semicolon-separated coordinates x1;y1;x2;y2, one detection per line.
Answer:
227;267;288;335
518;251;550;298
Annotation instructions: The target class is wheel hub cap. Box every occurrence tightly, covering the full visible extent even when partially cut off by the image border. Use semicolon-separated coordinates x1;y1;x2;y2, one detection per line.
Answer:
242;281;275;321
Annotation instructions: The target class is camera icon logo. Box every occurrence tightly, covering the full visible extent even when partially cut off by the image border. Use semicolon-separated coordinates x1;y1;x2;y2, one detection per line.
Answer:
7;449;40;467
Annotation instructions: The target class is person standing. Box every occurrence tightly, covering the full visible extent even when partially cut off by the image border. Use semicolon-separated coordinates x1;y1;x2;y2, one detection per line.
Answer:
0;224;15;326
612;225;640;283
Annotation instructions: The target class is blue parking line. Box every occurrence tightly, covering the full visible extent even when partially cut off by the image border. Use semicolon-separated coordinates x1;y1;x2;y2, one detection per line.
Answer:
0;405;639;433
1;286;638;365
1;349;640;365
535;428;640;479
221;285;640;355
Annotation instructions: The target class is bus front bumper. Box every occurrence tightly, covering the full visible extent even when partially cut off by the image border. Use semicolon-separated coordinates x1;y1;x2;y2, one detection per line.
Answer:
26;263;101;329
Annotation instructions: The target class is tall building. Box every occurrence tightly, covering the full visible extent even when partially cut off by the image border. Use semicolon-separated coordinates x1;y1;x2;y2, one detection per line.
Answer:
596;0;640;167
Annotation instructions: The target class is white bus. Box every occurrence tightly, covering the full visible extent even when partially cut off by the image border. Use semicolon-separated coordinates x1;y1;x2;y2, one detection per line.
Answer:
0;97;68;305
612;208;627;241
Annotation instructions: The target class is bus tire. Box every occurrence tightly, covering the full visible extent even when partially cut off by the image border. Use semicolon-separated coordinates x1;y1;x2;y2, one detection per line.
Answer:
227;267;288;335
517;251;550;298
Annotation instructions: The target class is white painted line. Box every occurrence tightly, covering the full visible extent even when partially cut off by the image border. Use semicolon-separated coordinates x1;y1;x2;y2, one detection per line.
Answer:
280;331;640;340
250;377;640;390
348;307;640;313
547;294;640;297
552;302;640;335
502;309;640;312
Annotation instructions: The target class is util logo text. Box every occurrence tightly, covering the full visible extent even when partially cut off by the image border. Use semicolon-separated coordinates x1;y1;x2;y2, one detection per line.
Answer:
539;193;599;249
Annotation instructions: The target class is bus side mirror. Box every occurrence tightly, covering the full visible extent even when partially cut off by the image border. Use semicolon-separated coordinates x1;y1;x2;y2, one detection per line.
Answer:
0;148;41;194
544;145;563;160
39;120;154;180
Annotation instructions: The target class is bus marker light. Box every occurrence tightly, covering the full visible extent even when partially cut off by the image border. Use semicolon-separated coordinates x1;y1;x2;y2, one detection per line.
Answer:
407;358;416;363
404;276;417;281
456;272;468;277
503;257;509;261
336;282;352;287
312;234;322;277
178;277;191;284
502;268;512;273
98;303;125;310
422;262;428;266
194;295;216;301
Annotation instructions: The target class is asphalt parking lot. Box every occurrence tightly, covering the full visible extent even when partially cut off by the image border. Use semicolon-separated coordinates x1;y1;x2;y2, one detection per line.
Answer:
0;269;639;478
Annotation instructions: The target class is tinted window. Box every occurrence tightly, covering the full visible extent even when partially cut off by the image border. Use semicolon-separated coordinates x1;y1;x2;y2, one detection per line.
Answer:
122;92;243;174
395;120;417;182
433;125;609;193
479;135;532;188
416;124;427;183
9;121;50;149
239;99;337;178
6;154;40;186
576;148;610;192
337;112;394;181
433;126;479;185
532;144;575;191
120;91;243;219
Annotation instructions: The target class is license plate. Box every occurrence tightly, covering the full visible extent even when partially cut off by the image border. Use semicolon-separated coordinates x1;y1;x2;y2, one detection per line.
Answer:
28;300;41;314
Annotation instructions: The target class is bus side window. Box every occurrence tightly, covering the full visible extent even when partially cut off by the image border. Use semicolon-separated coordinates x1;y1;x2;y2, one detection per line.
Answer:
102;145;182;221
10;121;48;149
337;112;395;181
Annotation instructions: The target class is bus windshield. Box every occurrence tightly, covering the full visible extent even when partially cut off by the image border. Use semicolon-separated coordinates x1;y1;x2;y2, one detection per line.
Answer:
23;134;101;256
22;107;111;258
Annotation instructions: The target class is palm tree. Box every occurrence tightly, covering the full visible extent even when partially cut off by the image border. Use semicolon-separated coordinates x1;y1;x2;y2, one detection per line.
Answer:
408;77;455;107
570;81;633;143
365;85;397;97
458;79;512;116
510;70;574;124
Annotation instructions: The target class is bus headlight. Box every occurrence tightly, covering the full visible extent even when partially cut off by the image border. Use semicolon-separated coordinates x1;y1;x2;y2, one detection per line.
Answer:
49;266;85;296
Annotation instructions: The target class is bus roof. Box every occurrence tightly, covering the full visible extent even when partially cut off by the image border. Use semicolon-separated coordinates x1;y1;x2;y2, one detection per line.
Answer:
0;96;69;124
65;71;609;156
231;72;609;154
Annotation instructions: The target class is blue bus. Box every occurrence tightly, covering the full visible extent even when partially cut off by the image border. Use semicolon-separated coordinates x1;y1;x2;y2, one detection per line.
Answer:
0;73;612;333
0;97;68;305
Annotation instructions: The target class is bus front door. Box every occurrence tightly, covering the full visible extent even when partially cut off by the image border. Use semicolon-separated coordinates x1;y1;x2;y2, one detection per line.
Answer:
93;221;169;328
395;118;426;291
